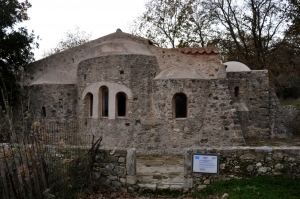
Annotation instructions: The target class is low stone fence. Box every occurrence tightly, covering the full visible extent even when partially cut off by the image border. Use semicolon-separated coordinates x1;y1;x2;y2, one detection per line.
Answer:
183;146;300;190
92;147;137;191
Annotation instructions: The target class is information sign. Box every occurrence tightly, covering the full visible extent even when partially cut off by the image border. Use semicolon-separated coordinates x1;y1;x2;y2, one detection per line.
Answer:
192;154;219;174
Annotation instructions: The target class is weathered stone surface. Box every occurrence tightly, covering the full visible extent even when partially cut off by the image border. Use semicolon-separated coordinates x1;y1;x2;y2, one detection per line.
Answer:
185;147;300;190
126;148;136;176
111;181;122;187
240;153;255;160
92;172;101;180
118;157;126;163
274;163;284;170
183;178;193;188
126;175;137;185
258;167;270;174
170;184;182;190
246;165;254;172
114;166;125;175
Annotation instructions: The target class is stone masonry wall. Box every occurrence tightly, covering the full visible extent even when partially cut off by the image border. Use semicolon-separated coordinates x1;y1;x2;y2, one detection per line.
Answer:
27;84;78;123
269;88;295;138
183;147;300;190
227;71;270;138
93;148;137;191
149;46;226;78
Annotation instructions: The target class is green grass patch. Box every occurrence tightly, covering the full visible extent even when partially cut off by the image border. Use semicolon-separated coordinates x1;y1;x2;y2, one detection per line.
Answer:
280;98;300;109
193;176;300;199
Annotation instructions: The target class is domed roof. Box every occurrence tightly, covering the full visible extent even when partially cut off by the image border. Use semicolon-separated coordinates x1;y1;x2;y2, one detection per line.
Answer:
154;66;208;80
224;61;251;72
85;38;152;58
30;70;76;85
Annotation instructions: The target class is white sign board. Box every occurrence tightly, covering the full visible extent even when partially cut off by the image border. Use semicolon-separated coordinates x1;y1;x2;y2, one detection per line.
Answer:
192;154;219;174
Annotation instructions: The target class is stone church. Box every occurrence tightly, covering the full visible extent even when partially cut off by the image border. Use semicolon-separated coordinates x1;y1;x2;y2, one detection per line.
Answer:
21;29;291;153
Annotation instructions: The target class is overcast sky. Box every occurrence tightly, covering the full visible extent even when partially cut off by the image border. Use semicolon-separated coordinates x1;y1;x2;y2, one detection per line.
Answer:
20;0;148;60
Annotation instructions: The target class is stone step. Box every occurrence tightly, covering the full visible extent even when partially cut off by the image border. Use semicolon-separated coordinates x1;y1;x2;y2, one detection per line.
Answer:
138;182;184;192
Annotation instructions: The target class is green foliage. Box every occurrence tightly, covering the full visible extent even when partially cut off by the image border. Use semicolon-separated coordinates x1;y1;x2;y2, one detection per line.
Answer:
276;76;300;99
0;0;38;107
280;98;300;109
42;27;91;58
194;176;300;199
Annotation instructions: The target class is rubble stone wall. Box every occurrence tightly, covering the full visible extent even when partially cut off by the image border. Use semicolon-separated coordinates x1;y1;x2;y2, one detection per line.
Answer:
93;148;137;190
269;88;297;138
183;147;300;190
28;84;78;123
227;71;270;138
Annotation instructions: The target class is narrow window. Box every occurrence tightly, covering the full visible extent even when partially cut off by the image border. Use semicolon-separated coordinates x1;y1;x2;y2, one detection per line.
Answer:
90;94;93;117
84;93;93;117
42;107;46;118
116;92;126;117
102;88;109;117
234;86;239;97
174;93;187;118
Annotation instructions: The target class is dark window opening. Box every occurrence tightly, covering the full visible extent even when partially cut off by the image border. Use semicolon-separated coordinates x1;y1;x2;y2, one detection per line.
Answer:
102;88;109;117
120;70;124;74
117;92;126;117
90;94;93;117
42;107;46;118
234;86;239;97
84;74;87;80
175;93;187;118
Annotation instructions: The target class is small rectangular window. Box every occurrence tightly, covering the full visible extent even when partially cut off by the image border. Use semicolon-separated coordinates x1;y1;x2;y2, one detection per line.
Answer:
42;107;46;118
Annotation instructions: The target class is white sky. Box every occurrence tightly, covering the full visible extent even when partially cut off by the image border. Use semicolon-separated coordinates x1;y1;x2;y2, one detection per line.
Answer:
20;0;149;60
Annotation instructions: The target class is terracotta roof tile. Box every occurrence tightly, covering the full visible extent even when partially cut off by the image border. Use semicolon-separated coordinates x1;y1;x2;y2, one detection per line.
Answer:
176;47;219;55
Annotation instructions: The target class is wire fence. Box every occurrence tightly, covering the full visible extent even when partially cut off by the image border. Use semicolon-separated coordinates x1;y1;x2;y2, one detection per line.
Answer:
0;121;98;199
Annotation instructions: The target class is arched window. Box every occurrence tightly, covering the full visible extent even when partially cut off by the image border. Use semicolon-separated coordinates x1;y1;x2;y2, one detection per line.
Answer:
234;86;239;97
90;94;93;117
84;93;93;117
173;93;187;118
116;92;127;117
99;86;109;117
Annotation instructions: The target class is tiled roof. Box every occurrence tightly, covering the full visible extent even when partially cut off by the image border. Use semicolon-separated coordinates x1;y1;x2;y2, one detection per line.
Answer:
176;47;219;55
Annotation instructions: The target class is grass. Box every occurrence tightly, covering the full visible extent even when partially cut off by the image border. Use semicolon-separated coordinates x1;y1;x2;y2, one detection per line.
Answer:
280;98;300;109
192;176;300;199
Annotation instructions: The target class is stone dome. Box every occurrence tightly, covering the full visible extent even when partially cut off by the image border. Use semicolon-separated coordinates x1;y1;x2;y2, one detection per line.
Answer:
85;38;152;58
224;61;251;72
154;66;208;80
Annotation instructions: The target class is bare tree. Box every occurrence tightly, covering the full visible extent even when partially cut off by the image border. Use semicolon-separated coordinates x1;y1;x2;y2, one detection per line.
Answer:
42;26;91;58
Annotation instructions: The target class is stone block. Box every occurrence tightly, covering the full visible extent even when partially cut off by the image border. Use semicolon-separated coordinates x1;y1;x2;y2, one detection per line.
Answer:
126;148;136;175
126;175;137;185
170;184;182;191
112;181;122;187
114;166;125;175
92;172;100;180
183;178;193;188
197;185;207;190
118;157;126;163
157;184;170;190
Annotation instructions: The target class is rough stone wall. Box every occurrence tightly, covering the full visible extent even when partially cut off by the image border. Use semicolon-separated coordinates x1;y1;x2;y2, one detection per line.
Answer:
76;54;244;154
27;84;78;123
149;46;226;78
227;71;270;138
183;147;300;190
93;148;137;190
269;88;296;138
151;78;245;150
77;54;158;119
